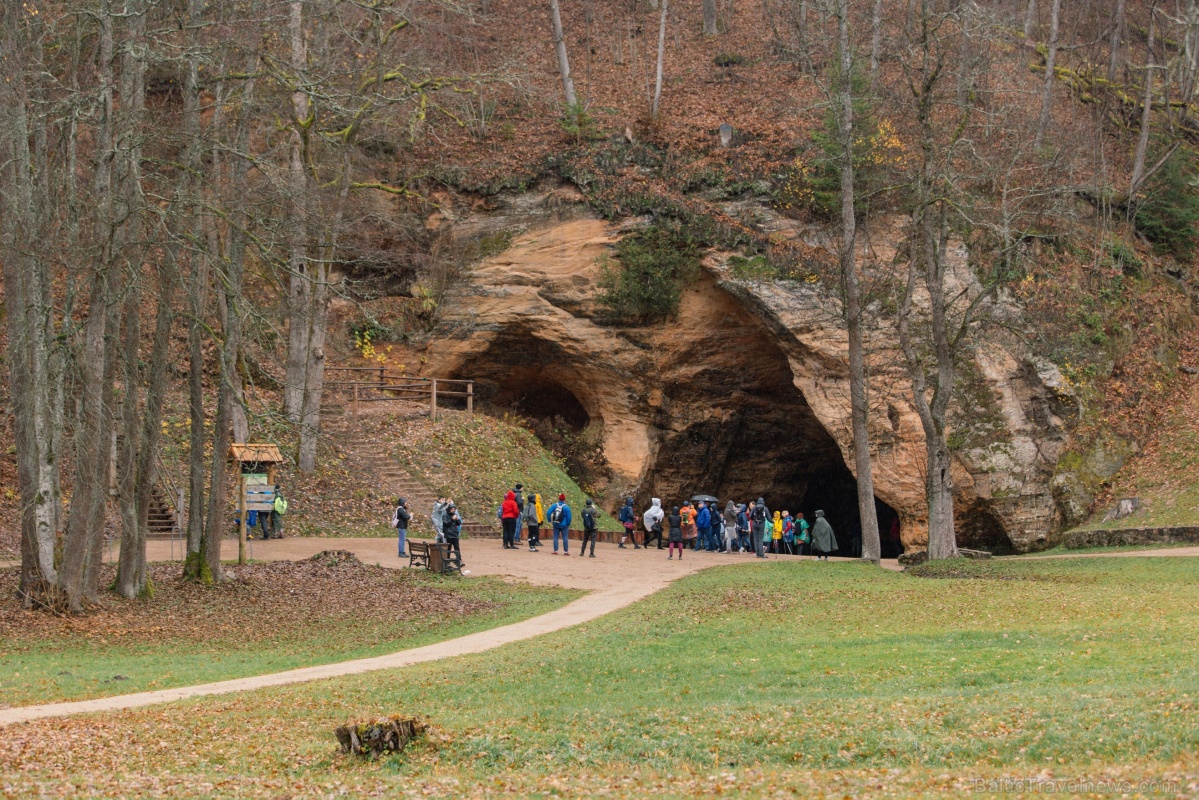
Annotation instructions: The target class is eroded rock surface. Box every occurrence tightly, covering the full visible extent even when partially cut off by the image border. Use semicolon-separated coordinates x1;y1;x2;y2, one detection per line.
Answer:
421;193;1073;552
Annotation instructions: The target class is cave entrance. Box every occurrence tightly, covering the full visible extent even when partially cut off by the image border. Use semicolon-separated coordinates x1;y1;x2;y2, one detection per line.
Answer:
511;380;590;430
636;310;903;557
789;465;904;558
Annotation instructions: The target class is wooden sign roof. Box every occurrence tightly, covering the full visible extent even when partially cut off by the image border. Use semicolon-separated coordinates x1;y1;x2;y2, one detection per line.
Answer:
228;443;285;464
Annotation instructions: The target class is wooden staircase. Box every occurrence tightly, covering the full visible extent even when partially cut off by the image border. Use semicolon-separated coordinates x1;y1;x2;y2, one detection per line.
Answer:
145;481;182;541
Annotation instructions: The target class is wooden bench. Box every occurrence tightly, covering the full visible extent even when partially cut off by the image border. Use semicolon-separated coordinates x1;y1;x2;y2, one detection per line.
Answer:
428;542;462;576
408;540;431;569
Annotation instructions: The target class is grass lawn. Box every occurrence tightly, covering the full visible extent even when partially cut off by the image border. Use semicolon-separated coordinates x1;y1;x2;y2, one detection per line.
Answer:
4;557;1198;798
0;560;577;707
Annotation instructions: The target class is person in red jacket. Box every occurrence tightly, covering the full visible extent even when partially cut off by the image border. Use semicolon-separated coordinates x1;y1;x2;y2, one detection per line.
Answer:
500;490;521;550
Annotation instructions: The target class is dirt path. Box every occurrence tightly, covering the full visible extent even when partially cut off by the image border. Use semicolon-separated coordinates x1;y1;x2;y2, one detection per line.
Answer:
0;538;871;726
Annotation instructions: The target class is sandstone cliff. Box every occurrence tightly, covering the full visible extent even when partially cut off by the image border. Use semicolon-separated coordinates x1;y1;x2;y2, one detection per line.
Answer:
421;187;1078;553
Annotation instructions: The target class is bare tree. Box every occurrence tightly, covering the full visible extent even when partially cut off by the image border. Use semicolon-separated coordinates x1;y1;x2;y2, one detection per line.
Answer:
704;0;718;35
897;0;971;560
1033;0;1061;150
827;0;882;563
653;0;669;119
1108;0;1126;83
870;0;885;88
550;0;579;119
1129;2;1159;197
0;5;64;608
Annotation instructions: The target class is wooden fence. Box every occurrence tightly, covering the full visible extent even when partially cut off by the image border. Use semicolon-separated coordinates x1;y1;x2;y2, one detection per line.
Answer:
325;367;474;422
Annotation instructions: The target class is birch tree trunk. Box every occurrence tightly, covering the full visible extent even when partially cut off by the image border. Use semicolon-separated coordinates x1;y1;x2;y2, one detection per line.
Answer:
550;0;579;118
703;0;718;35
831;0;882;564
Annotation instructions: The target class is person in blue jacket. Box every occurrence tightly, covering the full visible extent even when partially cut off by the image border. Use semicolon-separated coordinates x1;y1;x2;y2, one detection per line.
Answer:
618;496;639;549
549;493;572;555
695;501;712;552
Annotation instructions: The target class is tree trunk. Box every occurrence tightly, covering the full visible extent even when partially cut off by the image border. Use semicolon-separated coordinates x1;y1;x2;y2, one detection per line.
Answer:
1129;4;1157;198
549;0;578;118
869;0;884;88
201;47;261;582
284;0;311;423
298;276;329;473
832;0;882;564
703;0;718;35
652;0;668;118
113;0;153;600
1023;0;1037;39
925;437;956;559
1032;0;1060;150
0;15;62;606
182;45;213;581
898;5;958;561
1107;0;1126;84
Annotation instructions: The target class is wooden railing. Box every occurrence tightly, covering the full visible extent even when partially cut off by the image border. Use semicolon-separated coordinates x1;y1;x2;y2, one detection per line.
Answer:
325;368;474;422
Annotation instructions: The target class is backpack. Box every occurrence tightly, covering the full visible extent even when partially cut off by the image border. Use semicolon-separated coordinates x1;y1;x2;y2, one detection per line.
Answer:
550;504;565;525
583;509;596;531
392;506;409;529
273;495;287;515
751;505;766;523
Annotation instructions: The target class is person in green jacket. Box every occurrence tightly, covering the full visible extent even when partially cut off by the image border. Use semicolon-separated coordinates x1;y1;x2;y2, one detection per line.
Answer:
810;509;837;560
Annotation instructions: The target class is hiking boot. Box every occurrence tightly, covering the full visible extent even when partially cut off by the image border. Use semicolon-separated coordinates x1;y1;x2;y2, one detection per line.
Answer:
618;543;626;549
589;553;596;558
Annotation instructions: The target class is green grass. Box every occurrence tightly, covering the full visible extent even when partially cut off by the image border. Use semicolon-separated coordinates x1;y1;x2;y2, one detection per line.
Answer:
1073;481;1199;532
0;573;577;707
7;557;1198;797
394;412;625;532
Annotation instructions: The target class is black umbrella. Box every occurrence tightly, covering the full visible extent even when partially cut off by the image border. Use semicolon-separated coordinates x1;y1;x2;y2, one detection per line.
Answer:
691;494;719;504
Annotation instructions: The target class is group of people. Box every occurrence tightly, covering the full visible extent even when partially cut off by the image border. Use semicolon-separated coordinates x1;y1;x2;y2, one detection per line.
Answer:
391;487;842;565
391;495;466;565
627;497;838;560
497;485;602;556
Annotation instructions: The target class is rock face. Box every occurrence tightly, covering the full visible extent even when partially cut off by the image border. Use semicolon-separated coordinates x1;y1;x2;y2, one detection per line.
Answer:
421;191;1074;553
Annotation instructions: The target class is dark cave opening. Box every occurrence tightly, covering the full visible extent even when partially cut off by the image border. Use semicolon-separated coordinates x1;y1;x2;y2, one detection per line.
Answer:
510;380;590;430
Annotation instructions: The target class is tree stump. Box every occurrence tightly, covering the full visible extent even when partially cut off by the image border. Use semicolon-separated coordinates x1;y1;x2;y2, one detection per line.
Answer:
335;714;428;756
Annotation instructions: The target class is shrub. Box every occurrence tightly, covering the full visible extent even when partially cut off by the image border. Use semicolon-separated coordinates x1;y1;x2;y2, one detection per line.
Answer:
727;253;777;280
597;224;702;323
1134;145;1199;260
775;71;903;221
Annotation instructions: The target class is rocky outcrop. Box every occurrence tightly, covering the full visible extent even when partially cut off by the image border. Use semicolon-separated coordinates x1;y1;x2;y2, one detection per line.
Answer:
420;188;1075;553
